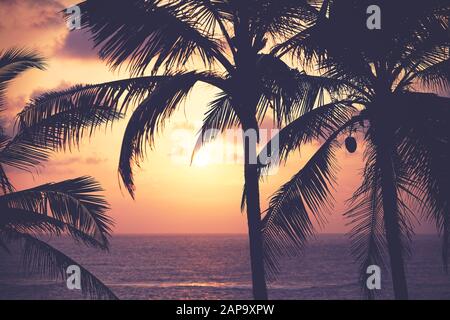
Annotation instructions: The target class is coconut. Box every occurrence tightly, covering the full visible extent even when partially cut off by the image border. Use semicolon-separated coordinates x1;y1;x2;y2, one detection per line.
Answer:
345;137;357;153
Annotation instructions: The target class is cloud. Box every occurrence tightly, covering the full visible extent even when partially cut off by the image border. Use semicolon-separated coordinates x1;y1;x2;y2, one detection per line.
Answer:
0;0;67;55
0;153;108;177
0;0;64;29
6;154;107;176
55;29;100;59
49;155;108;167
0;0;104;61
84;156;108;165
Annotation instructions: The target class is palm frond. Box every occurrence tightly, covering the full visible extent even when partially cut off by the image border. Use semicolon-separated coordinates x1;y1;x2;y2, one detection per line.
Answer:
178;0;234;41
411;58;450;92
394;93;450;270
262;116;360;279
18;104;123;152
0;48;45;72
0;132;50;172
271;22;316;60
0;207;106;250
17;73;225;153
256;54;325;126
345;142;386;299
263;138;337;279
0;48;46;108
18;75;168;136
0;163;14;194
118;72;203;197
16;75;178;155
259;100;357;172
392;3;449;85
0;176;113;249
0;133;16;192
191;91;239;162
252;0;318;41
73;0;229;74
0;207;65;235
0;234;10;253
1;229;117;300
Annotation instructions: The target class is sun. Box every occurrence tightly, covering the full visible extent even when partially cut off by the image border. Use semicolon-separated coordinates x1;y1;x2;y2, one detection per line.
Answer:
192;150;211;167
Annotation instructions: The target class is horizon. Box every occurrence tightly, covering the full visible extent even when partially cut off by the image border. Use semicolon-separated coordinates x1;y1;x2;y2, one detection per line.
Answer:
97;231;438;236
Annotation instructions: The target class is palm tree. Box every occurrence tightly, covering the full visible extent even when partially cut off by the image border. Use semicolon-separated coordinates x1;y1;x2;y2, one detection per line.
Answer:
15;0;356;299
260;0;449;299
0;48;117;299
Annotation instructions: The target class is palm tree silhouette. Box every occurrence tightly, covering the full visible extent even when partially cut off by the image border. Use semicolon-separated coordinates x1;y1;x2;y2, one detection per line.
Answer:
15;0;357;299
0;48;117;299
261;0;449;299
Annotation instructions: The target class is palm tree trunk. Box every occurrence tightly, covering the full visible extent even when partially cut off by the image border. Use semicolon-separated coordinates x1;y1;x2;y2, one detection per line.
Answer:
379;148;409;299
244;141;268;300
234;7;267;295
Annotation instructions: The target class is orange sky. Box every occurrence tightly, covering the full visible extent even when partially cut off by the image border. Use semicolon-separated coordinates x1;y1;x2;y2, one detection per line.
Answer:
0;0;435;234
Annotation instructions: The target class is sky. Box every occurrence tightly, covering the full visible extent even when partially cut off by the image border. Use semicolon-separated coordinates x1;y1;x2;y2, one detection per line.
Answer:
0;0;436;234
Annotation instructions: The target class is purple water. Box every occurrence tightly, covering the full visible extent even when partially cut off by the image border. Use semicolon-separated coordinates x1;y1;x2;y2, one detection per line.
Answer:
1;234;449;299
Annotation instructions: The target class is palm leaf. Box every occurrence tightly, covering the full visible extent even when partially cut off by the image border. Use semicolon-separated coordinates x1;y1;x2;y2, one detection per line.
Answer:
0;207;106;250
394;93;450;270
411;58;450;92
1;229;117;300
18;104;123;152
262;116;361;278
18;75;168;134
191;91;239;162
0;132;50;172
18;73;225;152
0;207;66;235
0;163;14;194
259;100;357;172
177;0;234;39
345;142;386;299
0;176;113;249
73;0;229;74
0;48;46;108
118;72;203;197
252;0;318;41
256;54;325;126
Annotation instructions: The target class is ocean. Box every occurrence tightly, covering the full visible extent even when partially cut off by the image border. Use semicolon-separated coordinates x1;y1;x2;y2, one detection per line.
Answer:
1;234;449;300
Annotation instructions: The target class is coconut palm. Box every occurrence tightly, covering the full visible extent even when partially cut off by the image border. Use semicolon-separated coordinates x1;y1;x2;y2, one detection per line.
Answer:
15;0;359;299
260;0;449;299
0;48;117;299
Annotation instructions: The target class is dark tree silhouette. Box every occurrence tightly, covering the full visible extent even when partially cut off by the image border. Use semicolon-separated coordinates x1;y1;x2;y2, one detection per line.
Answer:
0;48;117;299
261;0;449;299
15;0;356;299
